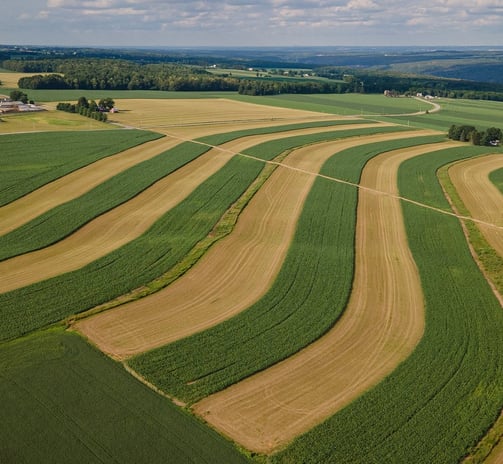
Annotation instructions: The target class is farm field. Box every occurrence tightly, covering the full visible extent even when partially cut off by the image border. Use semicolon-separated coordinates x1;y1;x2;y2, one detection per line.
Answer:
2;93;503;463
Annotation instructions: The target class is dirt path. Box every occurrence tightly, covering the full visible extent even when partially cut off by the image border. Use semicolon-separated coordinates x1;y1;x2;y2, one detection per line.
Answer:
192;142;456;454
75;129;429;359
449;154;503;258
0;123;383;294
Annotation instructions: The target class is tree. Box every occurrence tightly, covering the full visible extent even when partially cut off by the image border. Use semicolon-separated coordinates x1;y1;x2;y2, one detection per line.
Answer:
10;90;28;103
98;97;115;111
482;127;502;145
77;96;89;108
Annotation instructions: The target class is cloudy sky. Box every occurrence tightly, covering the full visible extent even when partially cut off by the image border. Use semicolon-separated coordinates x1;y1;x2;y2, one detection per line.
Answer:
1;0;502;48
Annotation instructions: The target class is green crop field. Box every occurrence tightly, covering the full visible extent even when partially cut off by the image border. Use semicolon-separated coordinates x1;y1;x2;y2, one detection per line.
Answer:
3;93;503;463
0;130;161;206
0;329;248;463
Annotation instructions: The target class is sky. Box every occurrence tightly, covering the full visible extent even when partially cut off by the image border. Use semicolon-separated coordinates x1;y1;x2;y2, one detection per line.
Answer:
1;0;502;48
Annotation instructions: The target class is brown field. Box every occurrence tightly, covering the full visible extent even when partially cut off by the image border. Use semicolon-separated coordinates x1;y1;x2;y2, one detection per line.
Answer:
0;72;55;89
193;142;460;454
0;122;383;294
449;154;503;258
108;98;340;136
75;129;433;359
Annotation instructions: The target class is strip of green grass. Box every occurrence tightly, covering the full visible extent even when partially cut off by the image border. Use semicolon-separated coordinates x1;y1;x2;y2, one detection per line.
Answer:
489;167;503;191
128;134;445;405
271;145;503;464
0;130;162;206
0;120;371;261
0;125;402;341
0;329;249;464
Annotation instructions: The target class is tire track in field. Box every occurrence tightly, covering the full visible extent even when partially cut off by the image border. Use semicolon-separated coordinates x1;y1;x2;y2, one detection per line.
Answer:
192;142;456;455
0;123;382;294
448;154;503;259
0;136;181;235
75;130;427;359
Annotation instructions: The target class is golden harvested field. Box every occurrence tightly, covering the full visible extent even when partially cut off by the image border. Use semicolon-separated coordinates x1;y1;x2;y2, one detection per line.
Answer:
193;142;459;453
0;72;55;88
76;129;430;359
449;154;503;258
108;98;339;136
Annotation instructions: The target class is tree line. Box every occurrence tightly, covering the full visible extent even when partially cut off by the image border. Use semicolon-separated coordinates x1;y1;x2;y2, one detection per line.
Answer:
56;96;113;122
447;124;502;146
5;58;503;100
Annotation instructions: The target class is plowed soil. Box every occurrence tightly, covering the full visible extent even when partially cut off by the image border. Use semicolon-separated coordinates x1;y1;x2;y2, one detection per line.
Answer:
192;142;456;454
76;130;430;359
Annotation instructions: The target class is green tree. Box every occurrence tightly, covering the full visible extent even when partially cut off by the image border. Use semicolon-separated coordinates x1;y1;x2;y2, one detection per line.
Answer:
9;90;28;103
98;97;115;111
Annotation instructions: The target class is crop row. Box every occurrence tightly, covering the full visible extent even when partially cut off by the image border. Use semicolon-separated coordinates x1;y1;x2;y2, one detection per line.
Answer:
0;124;404;341
0;119;368;261
128;134;446;404
270;145;503;463
0;130;161;206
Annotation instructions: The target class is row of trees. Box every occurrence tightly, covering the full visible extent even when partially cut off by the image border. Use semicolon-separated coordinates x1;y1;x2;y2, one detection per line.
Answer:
56;96;114;122
448;124;501;146
237;79;346;96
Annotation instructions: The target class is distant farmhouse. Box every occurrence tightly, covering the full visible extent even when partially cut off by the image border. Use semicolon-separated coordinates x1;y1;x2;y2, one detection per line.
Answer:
0;97;45;114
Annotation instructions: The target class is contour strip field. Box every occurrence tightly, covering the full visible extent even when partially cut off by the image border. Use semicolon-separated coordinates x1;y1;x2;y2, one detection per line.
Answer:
0;123;381;293
75;130;429;358
192;143;455;454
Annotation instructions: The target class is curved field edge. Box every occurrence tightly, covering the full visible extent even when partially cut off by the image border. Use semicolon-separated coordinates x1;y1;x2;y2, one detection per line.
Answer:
0;119;363;260
0;130;162;206
0;328;249;464
439;157;503;300
0;125;401;341
127;134;446;405
268;145;503;464
437;155;503;463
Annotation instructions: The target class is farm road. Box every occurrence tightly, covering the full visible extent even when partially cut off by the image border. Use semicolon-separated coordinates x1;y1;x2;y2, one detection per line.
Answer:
75;129;429;359
193;141;458;454
0;123;381;293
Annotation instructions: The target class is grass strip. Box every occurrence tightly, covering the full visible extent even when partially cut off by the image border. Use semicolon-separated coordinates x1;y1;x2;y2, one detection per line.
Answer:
128;134;445;405
0;130;162;206
270;145;503;464
0;329;249;464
